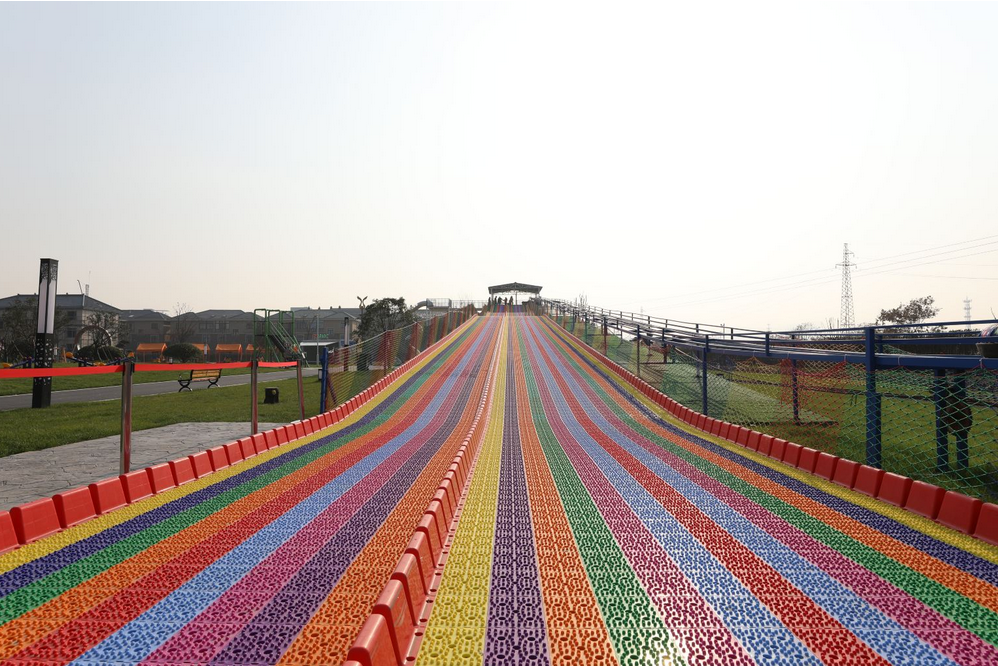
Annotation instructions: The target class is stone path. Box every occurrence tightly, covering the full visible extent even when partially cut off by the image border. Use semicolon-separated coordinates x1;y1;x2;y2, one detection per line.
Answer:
0;422;282;511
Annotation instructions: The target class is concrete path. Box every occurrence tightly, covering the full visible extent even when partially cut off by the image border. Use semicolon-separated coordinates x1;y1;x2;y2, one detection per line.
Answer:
0;421;282;511
0;368;318;412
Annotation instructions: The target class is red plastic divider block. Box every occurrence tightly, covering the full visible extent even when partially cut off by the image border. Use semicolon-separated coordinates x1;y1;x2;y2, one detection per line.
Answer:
780;442;801;468
853;465;884;497
168;458;197;486
224;441;244;465
89;477;128;515
208;446;230;471
0;511;17;554
905;481;946;520
974;503;998;546
251;433;268;454
797;448;819;474
301;420;314;436
437;478;457;514
120;470;154;503
708;419;722;436
717;422;731;440
733;426;750;446
936;492;983;535
746;431;762;451
693;414;705;430
346;614;397;666
276;427;289;445
10;498;61;544
264;429;280;449
404;532;434;592
392;552;428;611
757;435;774;458
372;579;416;664
878;472;913;507
427;496;452;529
53;487;96;528
189;452;213;479
416;513;442;559
294;422;306;439
815;453;838;481
238;437;256;460
147;463;177;494
448;463;464;489
769;438;787;461
832;459;860;489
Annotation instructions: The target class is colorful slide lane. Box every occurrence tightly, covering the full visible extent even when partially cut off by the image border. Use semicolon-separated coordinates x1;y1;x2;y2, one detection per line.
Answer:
417;315;998;666
0;316;500;666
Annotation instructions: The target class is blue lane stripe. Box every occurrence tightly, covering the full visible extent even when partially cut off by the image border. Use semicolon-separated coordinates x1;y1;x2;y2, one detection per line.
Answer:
69;322;493;666
530;319;956;666
520;319;821;666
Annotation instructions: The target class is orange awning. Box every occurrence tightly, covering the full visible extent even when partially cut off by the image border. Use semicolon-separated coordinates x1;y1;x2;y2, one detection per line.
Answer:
135;343;166;353
215;344;242;353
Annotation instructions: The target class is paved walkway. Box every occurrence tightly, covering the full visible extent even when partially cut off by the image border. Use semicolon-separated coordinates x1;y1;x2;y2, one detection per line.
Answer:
0;368;318;412
0;422;282;510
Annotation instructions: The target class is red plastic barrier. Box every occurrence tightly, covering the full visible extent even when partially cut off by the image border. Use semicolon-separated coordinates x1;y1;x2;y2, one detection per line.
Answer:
416;513;442;559
746;431;762;451
878;473;913;508
905;481;946;520
89;478;128;515
276;427;289;445
264;430;280;449
0;511;17;554
853;465;884;497
120;470;153;503
169;458;197;486
189;452;213;478
10;498;61;544
53;487;96;528
238;437;256;460
769;438;787;461
757;435;774;457
832;459;860;489
347;614;397;666
814;453;838;481
147;463;177;494
782;442;802;467
392;552;428;617
224;441;244;465
426;498;452;532
797;448;819;473
372;579;416;665
208;446;230;471
294;422;306;439
404;532;434;593
974;503;998;546
251;433;267;455
936;492;983;535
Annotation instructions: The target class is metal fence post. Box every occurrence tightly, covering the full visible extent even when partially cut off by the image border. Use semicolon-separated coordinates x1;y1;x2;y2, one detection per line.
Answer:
933;368;948;471
790;334;800;425
119;359;133;475
864;327;882;468
701;335;710;416
636;324;641;378
319;348;329;414
296;359;305;421
250;359;259;435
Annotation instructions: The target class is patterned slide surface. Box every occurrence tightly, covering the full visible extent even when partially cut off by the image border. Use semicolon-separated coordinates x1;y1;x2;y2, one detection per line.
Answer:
418;315;998;666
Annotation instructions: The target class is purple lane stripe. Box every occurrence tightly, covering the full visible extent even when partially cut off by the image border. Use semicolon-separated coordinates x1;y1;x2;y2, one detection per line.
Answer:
483;325;548;665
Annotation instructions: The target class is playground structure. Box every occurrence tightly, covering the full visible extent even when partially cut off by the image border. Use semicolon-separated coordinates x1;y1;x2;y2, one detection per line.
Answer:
1;306;997;665
254;309;307;365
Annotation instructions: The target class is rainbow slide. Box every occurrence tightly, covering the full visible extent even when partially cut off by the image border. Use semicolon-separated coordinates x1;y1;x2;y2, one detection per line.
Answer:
1;314;997;665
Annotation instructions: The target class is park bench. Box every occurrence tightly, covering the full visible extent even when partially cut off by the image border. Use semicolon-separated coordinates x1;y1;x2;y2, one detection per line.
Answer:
177;369;222;392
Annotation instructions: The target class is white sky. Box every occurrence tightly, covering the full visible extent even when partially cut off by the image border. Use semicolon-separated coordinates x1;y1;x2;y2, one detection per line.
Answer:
1;2;996;331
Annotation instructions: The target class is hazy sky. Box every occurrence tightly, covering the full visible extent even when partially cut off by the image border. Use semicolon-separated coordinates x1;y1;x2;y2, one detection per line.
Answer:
2;2;996;331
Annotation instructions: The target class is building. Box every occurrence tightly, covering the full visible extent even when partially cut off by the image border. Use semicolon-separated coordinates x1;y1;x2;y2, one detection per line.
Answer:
119;310;172;348
290;307;362;345
0;293;120;351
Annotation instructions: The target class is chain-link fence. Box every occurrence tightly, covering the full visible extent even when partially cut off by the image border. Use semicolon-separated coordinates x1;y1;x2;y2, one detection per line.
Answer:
550;312;998;503
319;305;477;411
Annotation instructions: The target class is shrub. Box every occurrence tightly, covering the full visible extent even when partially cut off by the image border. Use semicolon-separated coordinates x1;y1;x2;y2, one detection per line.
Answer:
164;343;203;363
75;344;124;362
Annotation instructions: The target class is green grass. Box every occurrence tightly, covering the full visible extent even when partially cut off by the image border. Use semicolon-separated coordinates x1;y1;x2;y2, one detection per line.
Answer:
0;363;290;396
0;376;323;458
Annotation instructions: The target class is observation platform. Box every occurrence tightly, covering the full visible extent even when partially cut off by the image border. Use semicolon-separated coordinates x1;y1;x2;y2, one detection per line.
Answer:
1;315;996;665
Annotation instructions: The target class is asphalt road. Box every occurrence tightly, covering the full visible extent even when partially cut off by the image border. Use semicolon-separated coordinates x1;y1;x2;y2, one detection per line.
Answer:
0;368;319;412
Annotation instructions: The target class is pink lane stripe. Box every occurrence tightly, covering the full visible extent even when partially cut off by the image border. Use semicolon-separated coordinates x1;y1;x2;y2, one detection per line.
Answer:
140;376;469;665
554;345;998;666
530;373;754;664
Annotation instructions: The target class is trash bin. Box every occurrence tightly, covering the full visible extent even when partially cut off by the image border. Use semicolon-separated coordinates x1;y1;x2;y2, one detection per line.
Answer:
264;387;280;404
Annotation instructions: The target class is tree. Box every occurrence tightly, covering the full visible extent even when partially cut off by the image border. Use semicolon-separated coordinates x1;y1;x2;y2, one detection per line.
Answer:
0;297;71;362
164;343;203;363
356;297;416;339
876;295;941;332
172;303;197;343
85;310;125;347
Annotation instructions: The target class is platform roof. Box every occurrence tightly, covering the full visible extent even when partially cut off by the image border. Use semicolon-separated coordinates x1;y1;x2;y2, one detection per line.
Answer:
488;282;542;295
